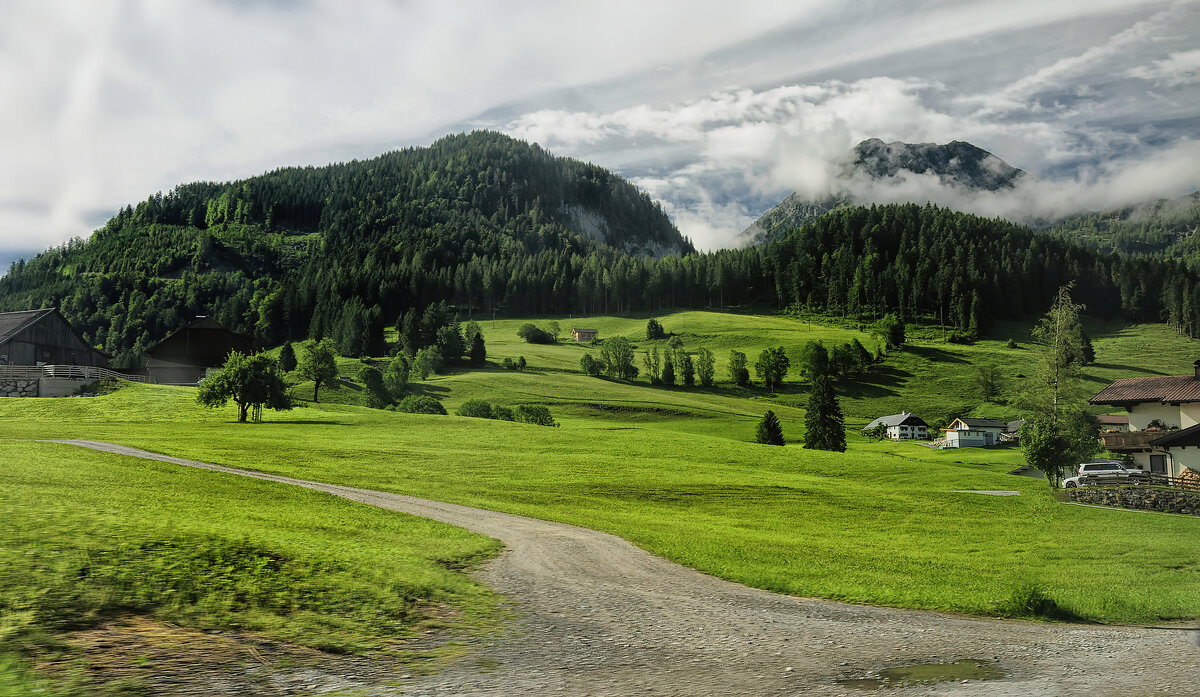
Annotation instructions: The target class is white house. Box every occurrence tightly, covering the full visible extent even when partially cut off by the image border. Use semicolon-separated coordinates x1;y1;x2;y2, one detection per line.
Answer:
942;418;1006;448
1090;361;1200;477
863;412;929;440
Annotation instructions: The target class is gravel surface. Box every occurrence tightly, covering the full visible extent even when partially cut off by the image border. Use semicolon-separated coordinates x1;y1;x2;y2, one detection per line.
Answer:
50;440;1200;696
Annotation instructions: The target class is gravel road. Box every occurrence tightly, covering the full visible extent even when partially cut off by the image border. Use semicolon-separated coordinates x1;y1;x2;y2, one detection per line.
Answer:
50;440;1200;696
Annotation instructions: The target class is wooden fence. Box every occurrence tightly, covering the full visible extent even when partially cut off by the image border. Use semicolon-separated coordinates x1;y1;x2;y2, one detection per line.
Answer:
0;364;154;384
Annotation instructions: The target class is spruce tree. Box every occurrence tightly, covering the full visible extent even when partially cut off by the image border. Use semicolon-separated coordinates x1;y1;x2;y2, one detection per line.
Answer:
469;332;487;364
803;376;846;452
278;342;297;372
756;410;785;446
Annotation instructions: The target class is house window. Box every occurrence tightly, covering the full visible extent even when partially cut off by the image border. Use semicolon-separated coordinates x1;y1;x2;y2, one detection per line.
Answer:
1150;455;1167;474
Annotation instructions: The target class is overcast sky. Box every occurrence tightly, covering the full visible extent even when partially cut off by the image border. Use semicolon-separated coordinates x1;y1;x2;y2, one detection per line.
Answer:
1;0;1198;267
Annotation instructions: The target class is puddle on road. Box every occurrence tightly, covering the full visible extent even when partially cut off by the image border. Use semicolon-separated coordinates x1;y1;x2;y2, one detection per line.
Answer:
838;659;1005;690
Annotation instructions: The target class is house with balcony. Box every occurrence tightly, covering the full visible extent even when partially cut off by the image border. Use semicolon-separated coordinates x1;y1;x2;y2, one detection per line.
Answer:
1090;361;1200;477
941;417;1006;447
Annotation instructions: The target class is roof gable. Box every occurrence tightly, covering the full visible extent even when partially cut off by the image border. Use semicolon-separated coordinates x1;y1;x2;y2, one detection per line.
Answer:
864;412;928;429
948;417;1006;430
0;308;56;345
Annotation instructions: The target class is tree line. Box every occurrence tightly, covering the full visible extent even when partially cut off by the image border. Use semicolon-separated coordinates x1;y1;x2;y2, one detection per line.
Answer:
4;130;1199;364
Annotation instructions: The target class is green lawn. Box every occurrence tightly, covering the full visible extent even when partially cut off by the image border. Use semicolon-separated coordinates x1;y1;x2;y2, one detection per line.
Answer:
4;310;1200;690
0;437;500;694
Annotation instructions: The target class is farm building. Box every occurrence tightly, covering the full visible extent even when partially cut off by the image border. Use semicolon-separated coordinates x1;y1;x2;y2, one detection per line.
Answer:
572;328;599;342
1097;414;1129;432
942;418;1006;448
863;412;929;440
1090;363;1200;476
145;316;254;385
0;308;108;368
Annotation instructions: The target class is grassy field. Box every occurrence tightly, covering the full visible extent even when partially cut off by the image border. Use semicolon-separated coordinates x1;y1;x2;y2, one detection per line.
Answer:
0;438;500;694
5;309;1200;690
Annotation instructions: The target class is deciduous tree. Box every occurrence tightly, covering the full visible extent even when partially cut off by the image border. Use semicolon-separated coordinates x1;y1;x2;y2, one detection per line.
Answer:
297;338;339;403
197;352;292;423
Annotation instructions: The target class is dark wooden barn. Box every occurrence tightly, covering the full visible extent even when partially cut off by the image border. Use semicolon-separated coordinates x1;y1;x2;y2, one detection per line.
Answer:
145;316;254;384
0;308;109;367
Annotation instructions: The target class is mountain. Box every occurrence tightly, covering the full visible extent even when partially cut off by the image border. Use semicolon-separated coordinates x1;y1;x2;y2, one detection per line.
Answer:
0;131;692;362
1047;191;1200;257
740;139;1029;244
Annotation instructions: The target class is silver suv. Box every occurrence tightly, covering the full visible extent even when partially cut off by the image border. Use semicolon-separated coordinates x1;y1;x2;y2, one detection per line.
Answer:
1061;460;1138;488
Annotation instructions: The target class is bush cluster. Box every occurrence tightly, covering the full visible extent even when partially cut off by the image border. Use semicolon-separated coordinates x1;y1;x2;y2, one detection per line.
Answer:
454;400;558;426
391;395;447;415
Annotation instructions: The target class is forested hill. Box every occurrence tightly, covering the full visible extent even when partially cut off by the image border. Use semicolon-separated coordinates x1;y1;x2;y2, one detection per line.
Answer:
3;159;1198;366
0;131;691;364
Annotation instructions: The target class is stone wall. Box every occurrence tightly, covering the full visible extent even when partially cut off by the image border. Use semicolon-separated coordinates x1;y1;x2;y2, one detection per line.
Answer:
0;379;39;397
1068;486;1200;515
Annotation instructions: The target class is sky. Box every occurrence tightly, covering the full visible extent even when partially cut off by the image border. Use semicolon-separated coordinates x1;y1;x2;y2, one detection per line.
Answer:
1;0;1198;268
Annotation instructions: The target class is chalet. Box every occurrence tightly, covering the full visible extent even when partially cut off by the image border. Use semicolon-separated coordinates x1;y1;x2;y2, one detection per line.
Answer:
863;412;929;440
0;308;108;368
145;316;254;385
571;328;599;343
942;417;1006;448
1090;362;1200;476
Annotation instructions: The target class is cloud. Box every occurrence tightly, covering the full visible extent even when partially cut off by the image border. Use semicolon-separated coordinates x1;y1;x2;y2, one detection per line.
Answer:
502;74;1200;248
1128;49;1200;87
0;0;820;253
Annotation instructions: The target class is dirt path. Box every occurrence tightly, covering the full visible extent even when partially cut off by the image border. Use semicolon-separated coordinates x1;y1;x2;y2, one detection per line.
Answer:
49;440;1200;696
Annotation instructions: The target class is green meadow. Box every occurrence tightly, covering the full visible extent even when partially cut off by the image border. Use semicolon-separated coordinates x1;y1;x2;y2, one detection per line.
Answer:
4;310;1200;689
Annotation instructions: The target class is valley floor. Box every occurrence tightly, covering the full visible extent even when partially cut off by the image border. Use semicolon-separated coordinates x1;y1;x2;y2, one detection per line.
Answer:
50;440;1200;697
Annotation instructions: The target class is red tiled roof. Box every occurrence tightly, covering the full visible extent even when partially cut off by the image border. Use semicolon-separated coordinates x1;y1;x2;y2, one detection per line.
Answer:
1090;375;1200;405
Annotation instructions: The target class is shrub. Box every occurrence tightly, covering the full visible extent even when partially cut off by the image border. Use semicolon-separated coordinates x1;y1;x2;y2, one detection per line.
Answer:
995;582;1075;620
947;331;974;344
501;357;516;370
667;336;683;349
395;395;447;415
645;318;665;340
357;366;392;408
517;323;554;344
493;405;515;421
1006;338;1020;349
517;356;527;371
579;353;604;376
456;399;495;419
515;405;558;427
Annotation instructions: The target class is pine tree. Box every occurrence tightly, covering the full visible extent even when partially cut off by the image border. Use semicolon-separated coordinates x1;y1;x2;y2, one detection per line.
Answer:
803;376;846;452
756;410;785;446
278;342;297;372
469;332;487;364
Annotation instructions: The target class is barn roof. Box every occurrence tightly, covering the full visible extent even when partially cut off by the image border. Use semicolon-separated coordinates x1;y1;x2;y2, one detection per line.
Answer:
863;412;928;429
0;308;110;358
0;308;56;345
1090;374;1200;405
147;316;254;367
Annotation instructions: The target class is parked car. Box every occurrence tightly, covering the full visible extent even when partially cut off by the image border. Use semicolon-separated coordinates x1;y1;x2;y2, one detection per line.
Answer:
1061;460;1139;488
